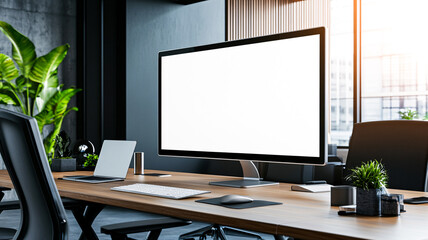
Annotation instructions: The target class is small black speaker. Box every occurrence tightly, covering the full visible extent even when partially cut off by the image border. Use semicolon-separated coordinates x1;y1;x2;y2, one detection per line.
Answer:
331;185;356;206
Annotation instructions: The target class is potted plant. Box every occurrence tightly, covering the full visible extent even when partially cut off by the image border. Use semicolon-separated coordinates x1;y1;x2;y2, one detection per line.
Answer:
83;154;99;171
51;131;76;172
398;109;418;120
0;21;81;164
346;160;388;216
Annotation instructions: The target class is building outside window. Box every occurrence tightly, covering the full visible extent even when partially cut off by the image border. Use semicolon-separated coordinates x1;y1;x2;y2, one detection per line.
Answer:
330;0;428;146
330;0;353;146
361;0;428;122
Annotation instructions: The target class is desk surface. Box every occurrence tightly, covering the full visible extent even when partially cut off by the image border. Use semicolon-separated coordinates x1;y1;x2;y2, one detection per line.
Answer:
1;169;428;240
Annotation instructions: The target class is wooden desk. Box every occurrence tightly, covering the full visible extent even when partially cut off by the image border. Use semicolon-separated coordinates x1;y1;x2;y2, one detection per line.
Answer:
1;169;428;240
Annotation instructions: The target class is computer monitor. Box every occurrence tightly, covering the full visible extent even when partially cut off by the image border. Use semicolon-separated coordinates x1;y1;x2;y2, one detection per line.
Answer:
159;27;327;187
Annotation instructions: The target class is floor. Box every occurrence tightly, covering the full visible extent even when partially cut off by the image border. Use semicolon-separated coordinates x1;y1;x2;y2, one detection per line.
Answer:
0;206;275;239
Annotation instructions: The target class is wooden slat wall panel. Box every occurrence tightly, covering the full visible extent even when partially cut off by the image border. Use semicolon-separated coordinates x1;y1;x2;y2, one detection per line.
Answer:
227;0;330;41
226;0;332;134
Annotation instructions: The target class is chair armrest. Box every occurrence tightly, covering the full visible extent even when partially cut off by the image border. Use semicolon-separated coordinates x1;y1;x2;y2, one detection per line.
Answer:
101;217;192;235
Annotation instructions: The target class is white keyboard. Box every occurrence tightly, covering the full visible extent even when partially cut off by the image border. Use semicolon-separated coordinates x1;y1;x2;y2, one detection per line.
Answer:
111;183;211;199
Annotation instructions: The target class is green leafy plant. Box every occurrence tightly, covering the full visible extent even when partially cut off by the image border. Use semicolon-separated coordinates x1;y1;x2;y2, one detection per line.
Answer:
345;160;388;190
0;21;81;162
84;154;99;167
54;131;72;159
398;109;418;120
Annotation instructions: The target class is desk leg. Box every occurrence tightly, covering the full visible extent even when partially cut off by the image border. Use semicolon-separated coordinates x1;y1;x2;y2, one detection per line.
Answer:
146;229;161;240
222;226;262;239
216;227;227;240
71;203;105;240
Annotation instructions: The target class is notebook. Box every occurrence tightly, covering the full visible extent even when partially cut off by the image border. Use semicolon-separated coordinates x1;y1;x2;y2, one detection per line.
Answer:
62;140;136;183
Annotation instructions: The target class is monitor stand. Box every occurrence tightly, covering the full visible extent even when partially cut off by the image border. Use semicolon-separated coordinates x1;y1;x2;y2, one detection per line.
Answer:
209;160;279;188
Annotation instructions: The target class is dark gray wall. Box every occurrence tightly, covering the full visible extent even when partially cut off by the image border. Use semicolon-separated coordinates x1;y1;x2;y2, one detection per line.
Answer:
126;0;243;174
0;0;77;142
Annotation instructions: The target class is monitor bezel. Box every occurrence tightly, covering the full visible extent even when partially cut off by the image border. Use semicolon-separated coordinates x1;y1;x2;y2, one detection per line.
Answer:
158;27;327;165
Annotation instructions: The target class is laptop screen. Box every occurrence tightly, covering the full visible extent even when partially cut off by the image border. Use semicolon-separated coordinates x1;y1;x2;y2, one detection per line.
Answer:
93;140;137;178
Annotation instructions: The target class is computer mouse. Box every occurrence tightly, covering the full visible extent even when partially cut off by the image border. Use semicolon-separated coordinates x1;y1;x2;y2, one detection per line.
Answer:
219;195;254;205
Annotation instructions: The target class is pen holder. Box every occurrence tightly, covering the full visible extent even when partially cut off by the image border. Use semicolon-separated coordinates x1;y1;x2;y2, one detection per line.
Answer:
381;194;400;216
134;152;144;175
388;194;404;212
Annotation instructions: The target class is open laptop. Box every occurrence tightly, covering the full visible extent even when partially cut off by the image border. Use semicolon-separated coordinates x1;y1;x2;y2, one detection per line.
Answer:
62;140;137;183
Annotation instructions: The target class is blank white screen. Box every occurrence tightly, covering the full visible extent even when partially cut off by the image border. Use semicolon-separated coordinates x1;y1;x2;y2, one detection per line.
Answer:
161;35;320;158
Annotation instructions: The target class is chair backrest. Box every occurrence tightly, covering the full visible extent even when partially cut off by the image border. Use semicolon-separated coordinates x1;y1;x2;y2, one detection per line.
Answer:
0;109;68;239
346;120;428;192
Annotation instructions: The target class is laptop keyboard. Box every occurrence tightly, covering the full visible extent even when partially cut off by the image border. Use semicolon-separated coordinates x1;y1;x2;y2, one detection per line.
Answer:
63;175;119;180
111;183;210;199
77;176;118;180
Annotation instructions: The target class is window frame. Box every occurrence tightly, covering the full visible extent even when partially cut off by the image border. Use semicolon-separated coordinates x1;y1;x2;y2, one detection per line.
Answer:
353;0;362;125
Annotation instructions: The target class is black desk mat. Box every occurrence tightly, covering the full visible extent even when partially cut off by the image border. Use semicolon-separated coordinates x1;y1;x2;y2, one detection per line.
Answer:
196;197;282;209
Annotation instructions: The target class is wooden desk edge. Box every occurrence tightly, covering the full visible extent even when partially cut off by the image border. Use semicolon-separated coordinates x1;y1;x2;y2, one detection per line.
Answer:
2;169;428;240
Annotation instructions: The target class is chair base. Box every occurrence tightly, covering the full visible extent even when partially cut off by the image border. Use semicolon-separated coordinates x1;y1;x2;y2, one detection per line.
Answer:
101;217;191;240
178;224;263;240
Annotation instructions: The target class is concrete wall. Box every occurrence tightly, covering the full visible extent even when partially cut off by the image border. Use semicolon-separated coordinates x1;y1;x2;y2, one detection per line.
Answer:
126;0;243;174
0;0;77;200
0;0;77;144
0;0;77;182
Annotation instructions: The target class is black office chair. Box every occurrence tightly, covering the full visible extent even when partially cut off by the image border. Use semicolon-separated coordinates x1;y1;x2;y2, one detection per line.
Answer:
0;109;69;239
345;120;428;191
0;186;106;240
0;109;191;240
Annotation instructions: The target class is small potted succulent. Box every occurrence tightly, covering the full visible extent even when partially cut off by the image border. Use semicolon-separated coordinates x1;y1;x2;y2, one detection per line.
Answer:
51;131;76;172
346;160;388;216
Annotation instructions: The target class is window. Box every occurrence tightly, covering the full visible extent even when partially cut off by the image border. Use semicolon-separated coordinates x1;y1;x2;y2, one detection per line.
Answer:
226;0;428;146
330;0;354;146
331;0;428;146
361;0;428;121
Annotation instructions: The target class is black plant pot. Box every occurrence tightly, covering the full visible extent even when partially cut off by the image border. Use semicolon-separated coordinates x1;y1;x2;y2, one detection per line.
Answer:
51;158;76;172
356;188;381;216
